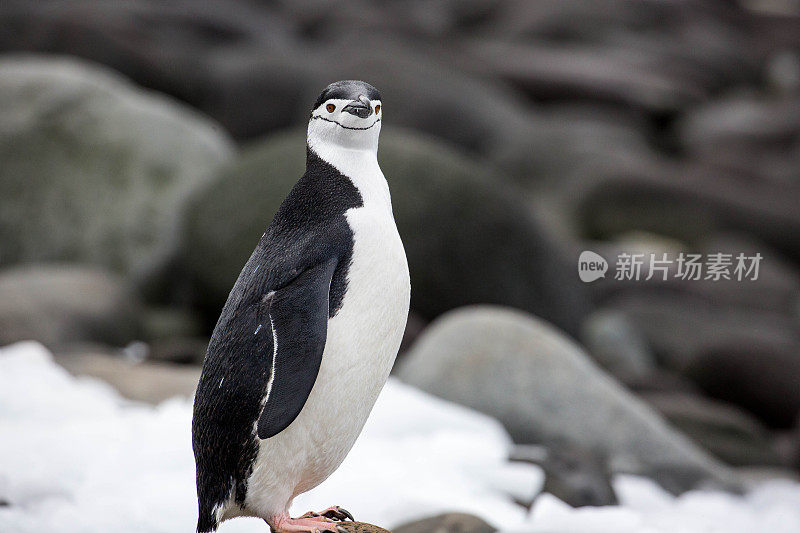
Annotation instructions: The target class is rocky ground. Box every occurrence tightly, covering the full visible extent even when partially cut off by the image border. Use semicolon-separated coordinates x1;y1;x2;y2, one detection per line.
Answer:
0;0;799;530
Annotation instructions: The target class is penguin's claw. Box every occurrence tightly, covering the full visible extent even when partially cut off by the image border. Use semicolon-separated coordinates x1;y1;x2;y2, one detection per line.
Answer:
322;506;354;522
301;506;354;522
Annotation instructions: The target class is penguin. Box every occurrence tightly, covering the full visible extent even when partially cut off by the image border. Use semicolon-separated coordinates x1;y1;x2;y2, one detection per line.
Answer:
192;80;410;533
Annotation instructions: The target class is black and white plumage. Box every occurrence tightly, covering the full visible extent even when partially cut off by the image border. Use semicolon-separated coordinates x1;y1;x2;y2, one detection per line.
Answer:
192;81;410;533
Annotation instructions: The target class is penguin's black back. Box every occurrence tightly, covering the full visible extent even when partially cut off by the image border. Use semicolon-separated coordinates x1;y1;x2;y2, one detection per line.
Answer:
192;148;362;532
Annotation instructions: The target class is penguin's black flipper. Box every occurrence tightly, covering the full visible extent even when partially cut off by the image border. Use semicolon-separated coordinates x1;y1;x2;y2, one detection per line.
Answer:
257;258;337;439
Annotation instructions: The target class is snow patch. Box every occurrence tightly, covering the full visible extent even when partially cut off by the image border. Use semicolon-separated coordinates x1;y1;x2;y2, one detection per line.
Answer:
1;341;799;533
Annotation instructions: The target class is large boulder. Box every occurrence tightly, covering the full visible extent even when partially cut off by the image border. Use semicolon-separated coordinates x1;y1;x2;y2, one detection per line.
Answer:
396;306;736;491
0;56;234;293
0;1;305;139
183;128;588;334
0;265;142;348
641;392;784;467
685;340;800;430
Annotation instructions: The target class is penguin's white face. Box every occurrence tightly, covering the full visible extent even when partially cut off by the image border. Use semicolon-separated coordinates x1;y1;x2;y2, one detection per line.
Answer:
308;97;382;152
307;81;382;153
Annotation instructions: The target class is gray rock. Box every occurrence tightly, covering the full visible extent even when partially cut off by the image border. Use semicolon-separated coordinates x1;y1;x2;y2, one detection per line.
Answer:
512;443;617;507
0;56;234;291
397;306;737;491
581;308;656;379
0;265;142;348
641;392;784;467
675;94;800;184
183;128;589;335
55;349;200;404
677;94;800;153
393;513;495;533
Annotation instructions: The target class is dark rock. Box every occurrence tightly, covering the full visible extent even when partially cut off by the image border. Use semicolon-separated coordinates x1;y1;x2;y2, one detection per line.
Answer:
685;341;800;429
183;128;589;335
590;233;800;319
480;1;758;88
622;369;700;395
275;0;496;40
512;443;617;507
576;160;800;263
766;50;800;94
0;1;303;139
460;39;706;113
312;37;538;155
641;392;784;467
605;293;799;372
141;307;204;342
396;305;737;492
393;513;494;533
196;46;321;139
0;265;142;348
0;56;234;291
489;104;655;189
147;337;209;366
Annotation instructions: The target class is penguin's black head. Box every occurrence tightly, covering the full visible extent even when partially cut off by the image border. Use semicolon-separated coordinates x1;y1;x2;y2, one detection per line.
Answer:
308;80;383;151
312;80;381;116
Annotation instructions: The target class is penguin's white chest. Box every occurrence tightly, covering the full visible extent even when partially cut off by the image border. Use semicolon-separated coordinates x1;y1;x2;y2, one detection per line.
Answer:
243;202;409;518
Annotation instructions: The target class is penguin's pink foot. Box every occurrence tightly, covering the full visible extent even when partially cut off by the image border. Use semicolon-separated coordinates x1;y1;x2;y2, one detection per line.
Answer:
270;513;343;533
300;506;354;522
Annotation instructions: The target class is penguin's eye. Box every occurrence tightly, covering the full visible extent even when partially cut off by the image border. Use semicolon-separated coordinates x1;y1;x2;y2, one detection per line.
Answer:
374;104;381;114
326;104;335;113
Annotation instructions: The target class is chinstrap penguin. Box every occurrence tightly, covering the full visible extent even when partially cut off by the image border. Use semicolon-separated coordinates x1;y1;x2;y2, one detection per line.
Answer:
192;80;410;533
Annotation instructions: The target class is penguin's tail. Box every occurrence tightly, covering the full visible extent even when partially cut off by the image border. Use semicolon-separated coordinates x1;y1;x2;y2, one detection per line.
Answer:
196;501;220;533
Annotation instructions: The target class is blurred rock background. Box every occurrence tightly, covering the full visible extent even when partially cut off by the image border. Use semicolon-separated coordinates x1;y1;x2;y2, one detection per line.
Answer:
0;0;799;519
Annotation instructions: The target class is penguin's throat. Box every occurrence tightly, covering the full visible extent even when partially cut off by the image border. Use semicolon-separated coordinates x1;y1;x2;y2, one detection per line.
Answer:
306;142;390;211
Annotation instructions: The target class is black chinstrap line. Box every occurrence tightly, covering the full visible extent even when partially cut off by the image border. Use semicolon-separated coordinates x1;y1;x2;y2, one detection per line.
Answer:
310;115;381;131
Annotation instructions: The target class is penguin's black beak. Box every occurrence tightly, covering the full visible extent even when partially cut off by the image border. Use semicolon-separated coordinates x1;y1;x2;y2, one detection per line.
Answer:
342;94;372;118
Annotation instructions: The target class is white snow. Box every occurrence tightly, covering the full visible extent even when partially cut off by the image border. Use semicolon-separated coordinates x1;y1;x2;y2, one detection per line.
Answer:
1;341;799;533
